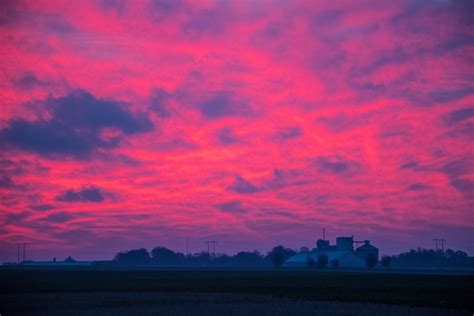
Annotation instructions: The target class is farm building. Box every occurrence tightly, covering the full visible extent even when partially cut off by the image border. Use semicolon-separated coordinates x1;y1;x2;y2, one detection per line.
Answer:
283;236;379;268
19;256;92;267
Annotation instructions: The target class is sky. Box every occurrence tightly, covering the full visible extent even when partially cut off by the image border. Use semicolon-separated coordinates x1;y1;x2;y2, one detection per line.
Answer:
0;0;473;262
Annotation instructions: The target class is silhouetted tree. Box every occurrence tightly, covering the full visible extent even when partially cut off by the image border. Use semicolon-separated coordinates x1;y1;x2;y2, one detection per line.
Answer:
365;253;378;269
232;251;265;266
185;251;211;266
330;259;339;269
381;255;391;268
316;254;328;269
391;248;471;268
267;246;296;268
151;247;185;265
306;256;315;269
113;248;151;265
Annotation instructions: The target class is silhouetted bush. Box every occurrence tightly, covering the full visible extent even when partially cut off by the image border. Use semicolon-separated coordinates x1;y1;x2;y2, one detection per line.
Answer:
330;259;339;269
316;254;328;269
268;246;296;268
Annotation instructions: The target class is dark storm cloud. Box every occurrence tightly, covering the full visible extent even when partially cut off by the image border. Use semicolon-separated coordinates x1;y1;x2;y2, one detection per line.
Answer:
0;0;19;26
155;138;196;151
217;127;238;145
0;175;26;190
1;119;110;158
30;204;54;211
42;212;76;223
312;9;343;27
439;159;472;178
101;0;127;13
149;88;171;118
15;72;44;90
199;92;248;119
438;158;473;196
217;200;246;213
55;185;105;203
314;156;360;175
427;88;474;105
446;121;474;139
0;176;15;188
51;90;153;133
3;211;32;225
183;5;229;38
0;159;47;177
274;126;302;140
407;183;430;191
316;115;367;132
0;89;153;158
52;228;96;240
264;168;310;190
229;175;259;194
450;178;474;197
150;0;183;16
0;2;76;35
398;87;472;107
400;161;418;169
443;107;474;125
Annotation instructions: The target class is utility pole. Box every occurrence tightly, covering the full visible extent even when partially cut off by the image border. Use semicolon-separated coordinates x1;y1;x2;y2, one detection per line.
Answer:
16;242;28;263
186;236;189;255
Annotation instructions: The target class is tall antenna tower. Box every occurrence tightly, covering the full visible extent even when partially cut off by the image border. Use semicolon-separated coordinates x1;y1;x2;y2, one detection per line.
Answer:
205;240;217;260
322;228;326;241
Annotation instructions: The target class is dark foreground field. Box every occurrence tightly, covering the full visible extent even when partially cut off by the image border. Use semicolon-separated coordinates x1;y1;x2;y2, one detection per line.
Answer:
1;269;473;315
1;292;469;316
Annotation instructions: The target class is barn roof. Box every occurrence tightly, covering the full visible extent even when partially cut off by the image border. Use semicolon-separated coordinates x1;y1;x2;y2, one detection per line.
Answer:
356;243;378;251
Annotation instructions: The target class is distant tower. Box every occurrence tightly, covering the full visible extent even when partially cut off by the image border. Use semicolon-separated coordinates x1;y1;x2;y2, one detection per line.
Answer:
433;238;446;251
205;241;217;260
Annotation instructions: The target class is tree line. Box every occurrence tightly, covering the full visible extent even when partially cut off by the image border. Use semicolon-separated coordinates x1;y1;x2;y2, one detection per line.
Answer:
384;248;473;268
110;246;473;269
112;245;296;268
